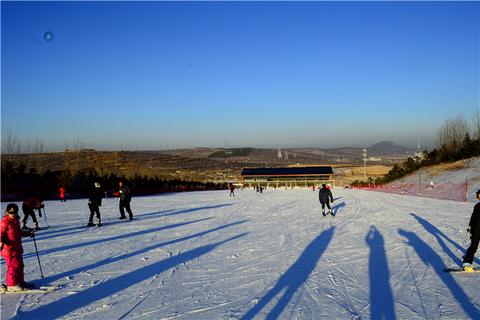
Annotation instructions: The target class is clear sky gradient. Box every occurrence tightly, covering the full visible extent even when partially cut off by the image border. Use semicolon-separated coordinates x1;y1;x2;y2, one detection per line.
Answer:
2;1;479;151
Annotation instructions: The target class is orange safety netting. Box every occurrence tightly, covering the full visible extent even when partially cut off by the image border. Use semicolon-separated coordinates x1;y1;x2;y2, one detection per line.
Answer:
351;181;468;202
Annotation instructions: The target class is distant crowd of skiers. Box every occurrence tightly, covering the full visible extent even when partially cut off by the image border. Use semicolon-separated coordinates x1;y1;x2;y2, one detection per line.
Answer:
1;183;479;293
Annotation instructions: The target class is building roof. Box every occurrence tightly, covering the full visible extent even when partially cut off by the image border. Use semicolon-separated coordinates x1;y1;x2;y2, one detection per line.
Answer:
241;166;333;176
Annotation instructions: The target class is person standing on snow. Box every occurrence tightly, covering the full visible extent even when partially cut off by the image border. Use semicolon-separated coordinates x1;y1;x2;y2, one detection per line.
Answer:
319;184;334;216
0;204;35;292
88;182;104;227
59;186;66;202
118;181;133;221
21;196;43;230
462;189;480;272
229;183;235;197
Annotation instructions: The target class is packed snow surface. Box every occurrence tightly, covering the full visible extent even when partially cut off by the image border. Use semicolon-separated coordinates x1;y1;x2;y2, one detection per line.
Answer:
1;188;479;319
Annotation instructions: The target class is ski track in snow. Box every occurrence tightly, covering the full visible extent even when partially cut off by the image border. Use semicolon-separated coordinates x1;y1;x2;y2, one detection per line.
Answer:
1;188;479;319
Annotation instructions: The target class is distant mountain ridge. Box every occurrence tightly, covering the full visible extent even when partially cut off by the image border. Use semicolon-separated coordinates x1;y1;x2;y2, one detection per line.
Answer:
367;140;411;156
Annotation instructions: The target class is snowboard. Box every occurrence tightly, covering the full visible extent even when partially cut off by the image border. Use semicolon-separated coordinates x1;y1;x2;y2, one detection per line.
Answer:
445;267;480;273
0;284;57;294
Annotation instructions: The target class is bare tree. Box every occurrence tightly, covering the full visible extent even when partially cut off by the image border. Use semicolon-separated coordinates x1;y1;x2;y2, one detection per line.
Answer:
437;115;469;152
472;109;480;140
2;131;22;154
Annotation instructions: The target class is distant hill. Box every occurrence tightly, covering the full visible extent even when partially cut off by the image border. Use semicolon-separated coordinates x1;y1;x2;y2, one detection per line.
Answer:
367;141;411;156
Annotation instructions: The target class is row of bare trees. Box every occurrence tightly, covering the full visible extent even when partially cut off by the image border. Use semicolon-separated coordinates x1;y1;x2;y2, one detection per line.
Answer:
1;131;90;154
1;132;45;154
437;111;480;154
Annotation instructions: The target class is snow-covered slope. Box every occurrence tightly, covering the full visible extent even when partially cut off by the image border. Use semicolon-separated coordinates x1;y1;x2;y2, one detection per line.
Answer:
378;156;480;202
1;188;479;319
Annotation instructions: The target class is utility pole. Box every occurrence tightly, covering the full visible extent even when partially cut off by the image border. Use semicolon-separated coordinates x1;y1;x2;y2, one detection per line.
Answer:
363;148;367;180
417;141;422;194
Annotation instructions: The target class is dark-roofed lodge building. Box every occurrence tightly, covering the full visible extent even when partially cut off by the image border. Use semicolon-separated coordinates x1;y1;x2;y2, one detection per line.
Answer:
240;166;334;188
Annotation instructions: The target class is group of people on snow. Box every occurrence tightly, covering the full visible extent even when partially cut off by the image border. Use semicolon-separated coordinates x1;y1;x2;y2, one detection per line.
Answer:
88;180;134;227
1;184;479;293
0;180;135;292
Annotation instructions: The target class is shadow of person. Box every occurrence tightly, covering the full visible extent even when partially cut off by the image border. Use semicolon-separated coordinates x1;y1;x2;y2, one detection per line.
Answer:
398;229;479;319
39;220;248;284
242;227;335;320
17;233;248;319
366;226;396;320
411;213;479;266
331;201;346;216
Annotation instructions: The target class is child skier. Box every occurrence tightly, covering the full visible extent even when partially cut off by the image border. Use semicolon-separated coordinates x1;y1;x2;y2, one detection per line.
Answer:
0;204;35;292
463;189;480;272
319;184;334;216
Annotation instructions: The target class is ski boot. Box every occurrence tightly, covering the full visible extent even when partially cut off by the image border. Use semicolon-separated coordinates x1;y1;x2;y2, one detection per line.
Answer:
96;219;103;227
6;285;26;292
322;210;326;217
21;222;27;230
463;263;474;272
87;221;95;227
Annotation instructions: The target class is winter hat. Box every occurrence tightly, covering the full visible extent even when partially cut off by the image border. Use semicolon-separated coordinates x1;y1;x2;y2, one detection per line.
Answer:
6;203;19;214
476;189;480;196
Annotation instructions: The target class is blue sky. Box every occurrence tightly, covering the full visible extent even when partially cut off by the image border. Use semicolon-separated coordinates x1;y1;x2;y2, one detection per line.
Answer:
2;1;479;151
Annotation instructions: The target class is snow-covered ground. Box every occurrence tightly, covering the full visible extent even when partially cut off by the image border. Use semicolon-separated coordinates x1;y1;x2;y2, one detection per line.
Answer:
1;188;479;319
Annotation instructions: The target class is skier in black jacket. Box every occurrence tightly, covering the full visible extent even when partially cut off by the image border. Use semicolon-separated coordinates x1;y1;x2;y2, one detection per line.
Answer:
87;182;104;227
463;189;480;271
118;181;133;221
319;184;334;216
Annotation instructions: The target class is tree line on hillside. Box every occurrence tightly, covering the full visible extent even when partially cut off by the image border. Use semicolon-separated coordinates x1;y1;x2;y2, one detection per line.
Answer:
1;161;227;201
354;114;480;187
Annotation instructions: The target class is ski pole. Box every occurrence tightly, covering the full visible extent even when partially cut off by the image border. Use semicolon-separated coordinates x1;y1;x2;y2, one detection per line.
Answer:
42;207;48;227
31;233;44;278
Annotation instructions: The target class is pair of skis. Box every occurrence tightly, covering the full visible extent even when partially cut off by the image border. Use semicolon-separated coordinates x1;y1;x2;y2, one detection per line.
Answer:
322;211;334;217
0;284;57;294
445;267;480;273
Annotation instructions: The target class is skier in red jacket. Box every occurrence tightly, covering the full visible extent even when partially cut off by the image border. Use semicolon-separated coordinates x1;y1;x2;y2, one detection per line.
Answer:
59;187;66;202
0;204;35;292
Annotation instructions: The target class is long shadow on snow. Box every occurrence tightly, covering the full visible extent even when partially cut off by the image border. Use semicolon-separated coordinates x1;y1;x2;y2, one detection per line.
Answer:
331;201;346;217
22;217;212;260
398;229;480;319
23;209;184;243
27;204;233;243
31;207;183;236
38;220;248;284
241;227;335;320
366;226;396;320
17;233;248;320
411;213;480;266
136;203;233;219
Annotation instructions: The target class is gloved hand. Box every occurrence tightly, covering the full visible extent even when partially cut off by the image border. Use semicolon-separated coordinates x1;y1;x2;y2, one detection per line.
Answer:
467;226;472;239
